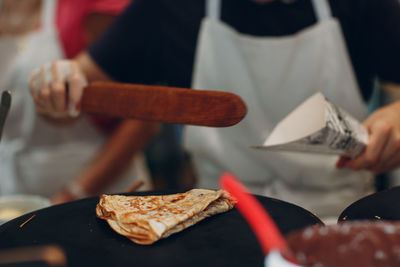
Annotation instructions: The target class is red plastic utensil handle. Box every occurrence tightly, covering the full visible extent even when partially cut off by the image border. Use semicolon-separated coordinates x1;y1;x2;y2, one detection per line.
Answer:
220;172;288;255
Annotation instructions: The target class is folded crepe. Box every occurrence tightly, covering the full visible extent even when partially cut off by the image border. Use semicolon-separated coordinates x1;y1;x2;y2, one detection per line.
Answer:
96;189;236;245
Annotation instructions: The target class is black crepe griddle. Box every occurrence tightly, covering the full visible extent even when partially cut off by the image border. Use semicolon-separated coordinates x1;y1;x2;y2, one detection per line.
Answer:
0;191;322;267
339;186;400;222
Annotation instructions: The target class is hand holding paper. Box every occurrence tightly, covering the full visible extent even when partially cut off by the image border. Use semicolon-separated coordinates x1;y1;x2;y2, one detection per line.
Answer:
337;100;400;174
255;92;368;158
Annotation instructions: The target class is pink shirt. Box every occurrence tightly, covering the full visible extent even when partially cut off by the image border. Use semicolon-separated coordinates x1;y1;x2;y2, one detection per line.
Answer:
56;0;131;59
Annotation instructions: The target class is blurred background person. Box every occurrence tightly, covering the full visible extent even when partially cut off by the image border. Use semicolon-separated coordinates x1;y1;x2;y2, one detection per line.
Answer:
0;0;154;204
29;0;400;221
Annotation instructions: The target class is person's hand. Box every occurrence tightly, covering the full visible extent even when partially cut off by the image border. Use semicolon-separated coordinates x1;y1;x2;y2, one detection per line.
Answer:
29;60;88;118
51;189;77;205
51;182;90;205
336;101;400;174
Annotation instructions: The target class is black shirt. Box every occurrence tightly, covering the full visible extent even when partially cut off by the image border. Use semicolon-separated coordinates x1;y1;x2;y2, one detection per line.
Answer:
88;0;400;102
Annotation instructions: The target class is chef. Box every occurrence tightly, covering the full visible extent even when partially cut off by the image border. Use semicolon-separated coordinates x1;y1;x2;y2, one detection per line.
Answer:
29;0;400;219
0;0;106;199
0;0;153;203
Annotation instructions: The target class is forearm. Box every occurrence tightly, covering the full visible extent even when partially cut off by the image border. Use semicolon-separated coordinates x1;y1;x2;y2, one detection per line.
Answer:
73;11;121;82
74;51;111;82
73;120;161;195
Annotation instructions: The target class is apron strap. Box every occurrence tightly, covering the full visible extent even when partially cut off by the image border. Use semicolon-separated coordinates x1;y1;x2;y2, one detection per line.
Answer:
206;0;221;21
311;0;332;22
41;0;57;33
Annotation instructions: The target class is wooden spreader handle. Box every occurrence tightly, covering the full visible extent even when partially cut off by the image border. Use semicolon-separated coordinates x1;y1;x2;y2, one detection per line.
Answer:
81;81;247;127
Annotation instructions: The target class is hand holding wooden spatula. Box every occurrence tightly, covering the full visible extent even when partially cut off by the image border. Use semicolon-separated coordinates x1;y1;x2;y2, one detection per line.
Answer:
30;61;246;127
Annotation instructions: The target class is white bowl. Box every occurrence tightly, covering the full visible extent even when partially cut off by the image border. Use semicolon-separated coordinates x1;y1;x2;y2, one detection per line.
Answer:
0;194;51;225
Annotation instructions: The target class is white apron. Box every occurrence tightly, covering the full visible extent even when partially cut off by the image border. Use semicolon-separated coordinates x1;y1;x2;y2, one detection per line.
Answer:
0;0;149;197
185;0;374;218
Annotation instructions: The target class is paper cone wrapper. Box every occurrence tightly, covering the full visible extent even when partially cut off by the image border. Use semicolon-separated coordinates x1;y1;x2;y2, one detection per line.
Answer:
255;92;368;158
